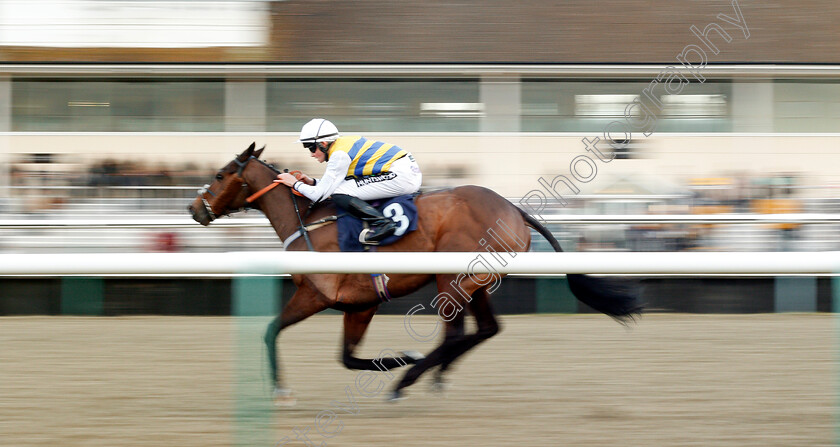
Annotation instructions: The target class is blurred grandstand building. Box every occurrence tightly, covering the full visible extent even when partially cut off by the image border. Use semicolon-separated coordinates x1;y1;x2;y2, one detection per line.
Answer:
0;0;839;252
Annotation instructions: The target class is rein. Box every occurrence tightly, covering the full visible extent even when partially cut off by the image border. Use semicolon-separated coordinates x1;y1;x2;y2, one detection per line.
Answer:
246;170;304;203
240;162;317;251
289;182;316;251
281;216;337;250
199;155;330;251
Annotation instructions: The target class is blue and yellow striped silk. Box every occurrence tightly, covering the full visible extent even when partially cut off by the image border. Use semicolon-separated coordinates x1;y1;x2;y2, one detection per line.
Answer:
327;136;407;177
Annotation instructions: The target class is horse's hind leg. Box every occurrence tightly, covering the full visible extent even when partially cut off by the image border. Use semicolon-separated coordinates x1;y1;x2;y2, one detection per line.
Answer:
392;286;499;399
341;307;423;371
389;315;464;400
436;287;500;369
391;275;467;399
264;281;331;405
433;314;465;391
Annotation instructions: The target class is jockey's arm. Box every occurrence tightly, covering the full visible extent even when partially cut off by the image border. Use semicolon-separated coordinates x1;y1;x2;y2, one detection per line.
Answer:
297;173;315;186
293;151;351;202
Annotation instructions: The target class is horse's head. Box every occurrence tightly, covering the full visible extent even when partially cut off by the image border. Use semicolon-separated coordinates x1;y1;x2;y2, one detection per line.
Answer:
189;142;265;226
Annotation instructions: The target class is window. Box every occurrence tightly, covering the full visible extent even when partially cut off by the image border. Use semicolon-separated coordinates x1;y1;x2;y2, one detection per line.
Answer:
575;94;639;117
12;79;225;131
661;94;727;117
522;79;731;132
266;79;481;132
773;81;840;132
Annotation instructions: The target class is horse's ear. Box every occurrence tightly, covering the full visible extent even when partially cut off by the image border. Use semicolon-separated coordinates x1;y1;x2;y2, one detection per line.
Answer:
253;145;265;159
239;142;256;160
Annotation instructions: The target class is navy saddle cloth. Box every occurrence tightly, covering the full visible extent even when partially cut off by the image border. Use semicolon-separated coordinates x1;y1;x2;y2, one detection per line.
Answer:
337;194;418;252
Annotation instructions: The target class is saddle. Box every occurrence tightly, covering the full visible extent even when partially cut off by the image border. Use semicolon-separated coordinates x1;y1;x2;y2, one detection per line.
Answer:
337;194;418;252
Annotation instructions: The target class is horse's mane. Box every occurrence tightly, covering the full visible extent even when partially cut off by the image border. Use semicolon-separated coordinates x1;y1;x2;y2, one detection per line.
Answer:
253;157;282;174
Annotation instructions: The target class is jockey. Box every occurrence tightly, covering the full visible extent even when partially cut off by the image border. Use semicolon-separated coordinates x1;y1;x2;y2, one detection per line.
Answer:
274;118;422;245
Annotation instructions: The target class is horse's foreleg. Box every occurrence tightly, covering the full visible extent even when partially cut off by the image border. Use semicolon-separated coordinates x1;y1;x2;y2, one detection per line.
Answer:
341;307;422;371
264;282;331;403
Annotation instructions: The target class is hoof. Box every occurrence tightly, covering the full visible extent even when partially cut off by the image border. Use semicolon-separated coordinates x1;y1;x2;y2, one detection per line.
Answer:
401;350;425;363
273;388;297;407
430;380;450;393
386;389;405;402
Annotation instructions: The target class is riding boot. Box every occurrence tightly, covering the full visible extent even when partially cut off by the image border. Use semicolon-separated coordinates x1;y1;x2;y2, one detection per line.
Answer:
332;194;398;245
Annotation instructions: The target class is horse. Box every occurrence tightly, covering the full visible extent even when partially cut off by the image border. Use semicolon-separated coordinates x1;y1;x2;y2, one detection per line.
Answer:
188;143;641;402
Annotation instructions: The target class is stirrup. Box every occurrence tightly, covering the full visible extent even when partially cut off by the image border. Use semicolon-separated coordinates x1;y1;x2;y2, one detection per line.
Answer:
358;228;380;246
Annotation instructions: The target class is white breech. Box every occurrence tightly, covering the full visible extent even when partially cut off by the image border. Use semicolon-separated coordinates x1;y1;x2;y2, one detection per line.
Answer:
332;154;422;201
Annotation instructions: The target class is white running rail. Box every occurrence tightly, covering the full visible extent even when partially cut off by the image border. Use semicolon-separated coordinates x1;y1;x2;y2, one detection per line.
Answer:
0;251;838;276
1;213;839;228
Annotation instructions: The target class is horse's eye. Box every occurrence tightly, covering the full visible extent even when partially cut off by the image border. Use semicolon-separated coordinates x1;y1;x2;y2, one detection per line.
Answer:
215;173;224;180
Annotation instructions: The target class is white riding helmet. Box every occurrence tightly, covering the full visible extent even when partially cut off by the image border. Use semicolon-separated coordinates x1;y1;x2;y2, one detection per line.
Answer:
296;118;340;144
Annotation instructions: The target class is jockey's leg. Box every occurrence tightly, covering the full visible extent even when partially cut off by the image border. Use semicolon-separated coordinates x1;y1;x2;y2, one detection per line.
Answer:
330;155;421;245
332;193;397;244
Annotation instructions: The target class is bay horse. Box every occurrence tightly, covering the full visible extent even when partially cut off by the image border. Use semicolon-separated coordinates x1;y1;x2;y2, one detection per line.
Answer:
188;143;640;402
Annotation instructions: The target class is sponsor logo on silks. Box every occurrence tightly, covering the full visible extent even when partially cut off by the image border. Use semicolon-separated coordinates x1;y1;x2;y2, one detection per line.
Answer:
354;172;397;187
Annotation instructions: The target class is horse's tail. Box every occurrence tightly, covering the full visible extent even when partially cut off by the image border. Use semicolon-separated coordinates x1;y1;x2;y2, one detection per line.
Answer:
518;208;642;323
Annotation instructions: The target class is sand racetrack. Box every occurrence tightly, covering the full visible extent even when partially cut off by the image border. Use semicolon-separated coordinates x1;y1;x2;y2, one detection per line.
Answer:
0;314;835;446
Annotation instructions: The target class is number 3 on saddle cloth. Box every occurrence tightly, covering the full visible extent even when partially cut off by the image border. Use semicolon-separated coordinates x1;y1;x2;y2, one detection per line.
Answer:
336;194;418;303
336;194;418;252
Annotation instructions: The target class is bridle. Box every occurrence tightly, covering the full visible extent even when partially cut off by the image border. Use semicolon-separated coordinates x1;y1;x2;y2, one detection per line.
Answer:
195;156;251;223
196;184;219;222
195;155;321;251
